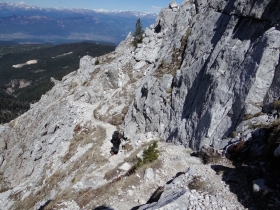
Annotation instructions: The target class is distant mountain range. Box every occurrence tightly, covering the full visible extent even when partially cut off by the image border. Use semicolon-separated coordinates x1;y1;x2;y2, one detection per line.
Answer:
0;2;158;44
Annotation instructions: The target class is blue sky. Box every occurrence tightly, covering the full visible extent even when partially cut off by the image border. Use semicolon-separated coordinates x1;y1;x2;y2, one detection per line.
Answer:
2;0;183;13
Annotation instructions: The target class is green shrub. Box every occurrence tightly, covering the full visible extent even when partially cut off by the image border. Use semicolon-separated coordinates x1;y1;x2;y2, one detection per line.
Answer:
135;141;159;169
95;58;100;65
132;18;144;47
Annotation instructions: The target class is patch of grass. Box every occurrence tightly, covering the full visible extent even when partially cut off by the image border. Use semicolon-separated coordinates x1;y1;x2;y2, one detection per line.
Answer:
188;176;206;192
62;123;104;163
122;106;129;115
93;104;102;120
74;124;82;132
101;54;115;64
254;112;263;117
232;131;238;138
166;87;173;94
123;143;133;152
90;68;101;81
199;152;221;164
228;139;245;160
11;125;108;210
273;100;280;110
243;114;254;121
0;172;10;193
109;113;125;126
48;169;141;209
153;28;192;79
104;168;120;181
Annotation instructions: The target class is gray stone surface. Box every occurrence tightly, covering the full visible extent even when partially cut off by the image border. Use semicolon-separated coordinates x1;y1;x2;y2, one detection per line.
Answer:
119;162;131;171
253;179;268;192
124;0;280;150
144;168;154;180
274;145;280;157
0;138;6;152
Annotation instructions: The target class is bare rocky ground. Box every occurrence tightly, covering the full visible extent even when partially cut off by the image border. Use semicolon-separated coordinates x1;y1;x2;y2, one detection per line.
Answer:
100;143;245;210
50;140;245;210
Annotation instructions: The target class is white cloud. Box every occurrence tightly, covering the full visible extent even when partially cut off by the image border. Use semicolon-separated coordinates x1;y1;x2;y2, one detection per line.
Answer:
150;6;162;13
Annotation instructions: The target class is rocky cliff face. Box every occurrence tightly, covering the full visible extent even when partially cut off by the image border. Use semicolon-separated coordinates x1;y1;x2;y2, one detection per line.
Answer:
125;0;280;150
0;0;280;209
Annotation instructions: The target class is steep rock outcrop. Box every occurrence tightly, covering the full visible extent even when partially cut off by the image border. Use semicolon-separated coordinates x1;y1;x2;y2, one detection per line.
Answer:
124;0;280;150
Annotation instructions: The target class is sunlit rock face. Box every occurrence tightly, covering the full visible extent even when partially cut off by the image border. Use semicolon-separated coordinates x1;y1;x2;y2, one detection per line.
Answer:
125;0;280;150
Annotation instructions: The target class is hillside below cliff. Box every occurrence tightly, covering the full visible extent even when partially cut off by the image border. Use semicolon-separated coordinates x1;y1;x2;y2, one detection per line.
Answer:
0;0;280;209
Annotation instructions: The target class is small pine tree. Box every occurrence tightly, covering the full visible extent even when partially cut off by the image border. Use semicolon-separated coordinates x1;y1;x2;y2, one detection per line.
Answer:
133;18;144;47
135;141;159;169
95;58;100;65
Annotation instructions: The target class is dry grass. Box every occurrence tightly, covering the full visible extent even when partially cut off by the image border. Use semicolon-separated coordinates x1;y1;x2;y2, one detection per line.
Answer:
254;112;263;117
122;106;129;115
12;168;67;210
166;87;173;94
90;68;101;81
153;28;191;79
108;113;124;126
0;172;10;193
17;138;160;209
231;131;238;138
93;104;103;120
188;176;206;192
20;125;108;210
93;103;125;126
74;124;82;132
62;123;107;163
227;139;245;160
101;55;115;64
79;168;148;208
243;114;254;121
273;100;280;110
123;143;133;152
10;123;108;210
199;152;221;164
104;162;124;181
67;81;78;91
48;169;142;209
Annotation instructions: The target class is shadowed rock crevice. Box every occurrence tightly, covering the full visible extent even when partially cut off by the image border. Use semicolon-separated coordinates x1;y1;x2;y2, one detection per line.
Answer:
154;20;161;34
233;18;271;41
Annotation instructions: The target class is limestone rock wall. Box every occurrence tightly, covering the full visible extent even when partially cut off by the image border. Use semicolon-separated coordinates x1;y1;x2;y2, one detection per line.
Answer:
124;0;280;150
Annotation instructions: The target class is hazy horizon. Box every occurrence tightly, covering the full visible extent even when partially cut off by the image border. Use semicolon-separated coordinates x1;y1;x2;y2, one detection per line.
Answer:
0;0;183;13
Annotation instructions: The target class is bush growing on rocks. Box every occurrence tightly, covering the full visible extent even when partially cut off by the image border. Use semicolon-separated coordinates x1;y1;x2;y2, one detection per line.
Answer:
227;139;245;160
197;145;222;164
188;176;206;192
95;58;100;65
136;141;159;169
